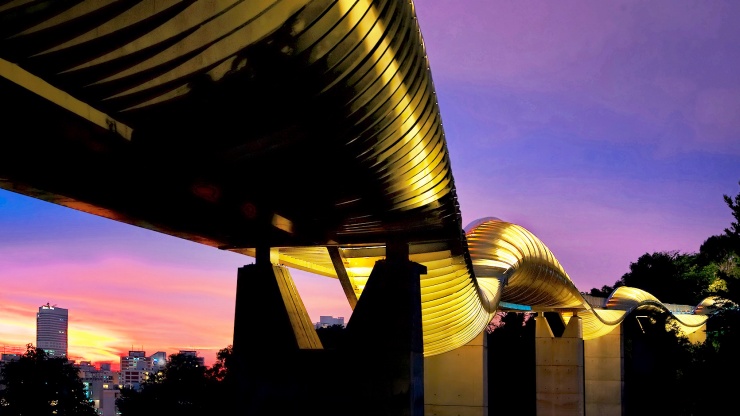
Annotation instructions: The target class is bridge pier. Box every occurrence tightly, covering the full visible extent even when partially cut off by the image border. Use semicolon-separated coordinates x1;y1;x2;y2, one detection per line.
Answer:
342;241;427;416
424;330;488;416
231;260;324;415
232;241;427;416
584;323;624;416
535;313;585;416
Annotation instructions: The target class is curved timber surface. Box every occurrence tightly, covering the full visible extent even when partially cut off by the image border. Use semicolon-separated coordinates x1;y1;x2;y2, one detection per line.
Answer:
0;1;709;355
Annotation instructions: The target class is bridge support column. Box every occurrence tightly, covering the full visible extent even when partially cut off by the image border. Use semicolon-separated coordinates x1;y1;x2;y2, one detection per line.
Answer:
342;241;426;416
584;323;624;416
424;329;488;416
535;314;585;416
232;261;323;415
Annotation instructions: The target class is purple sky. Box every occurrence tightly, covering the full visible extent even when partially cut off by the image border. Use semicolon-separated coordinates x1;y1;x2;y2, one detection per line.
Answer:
2;0;739;366
416;0;740;287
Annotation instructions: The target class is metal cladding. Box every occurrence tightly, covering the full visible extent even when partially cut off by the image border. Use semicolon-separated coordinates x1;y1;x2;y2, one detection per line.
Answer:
246;242;493;356
465;218;710;340
0;0;466;248
466;217;584;309
0;0;481;355
693;296;736;315
0;1;711;355
605;286;709;335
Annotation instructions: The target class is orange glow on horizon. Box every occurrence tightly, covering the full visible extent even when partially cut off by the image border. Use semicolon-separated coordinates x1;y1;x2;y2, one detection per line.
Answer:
0;256;353;371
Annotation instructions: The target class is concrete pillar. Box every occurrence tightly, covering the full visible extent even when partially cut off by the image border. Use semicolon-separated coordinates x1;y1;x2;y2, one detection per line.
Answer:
232;263;323;415
424;330;488;416
233;263;322;353
535;314;584;416
584;324;623;416
343;254;427;416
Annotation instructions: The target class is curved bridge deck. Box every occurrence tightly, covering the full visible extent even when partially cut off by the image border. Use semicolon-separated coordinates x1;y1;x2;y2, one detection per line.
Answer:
0;1;709;358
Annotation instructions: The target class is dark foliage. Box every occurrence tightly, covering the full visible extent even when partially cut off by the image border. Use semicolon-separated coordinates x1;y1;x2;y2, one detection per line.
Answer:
591;182;740;415
116;350;233;416
315;324;346;350
589;281;623;297
623;312;695;415
0;345;97;416
486;312;536;416
619;251;710;305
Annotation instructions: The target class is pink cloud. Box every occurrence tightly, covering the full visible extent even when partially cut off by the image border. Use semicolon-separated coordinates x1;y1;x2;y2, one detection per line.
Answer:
0;256;351;368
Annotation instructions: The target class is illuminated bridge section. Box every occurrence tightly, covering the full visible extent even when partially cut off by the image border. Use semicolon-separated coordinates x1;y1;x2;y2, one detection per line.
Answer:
248;242;491;357
465;217;710;339
0;0;465;247
0;0;486;356
0;1;709;356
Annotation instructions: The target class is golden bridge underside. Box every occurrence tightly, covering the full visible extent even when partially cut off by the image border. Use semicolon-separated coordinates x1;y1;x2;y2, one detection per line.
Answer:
0;1;708;356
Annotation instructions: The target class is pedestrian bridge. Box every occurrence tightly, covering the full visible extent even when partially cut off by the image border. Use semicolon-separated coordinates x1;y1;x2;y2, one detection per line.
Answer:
0;2;714;415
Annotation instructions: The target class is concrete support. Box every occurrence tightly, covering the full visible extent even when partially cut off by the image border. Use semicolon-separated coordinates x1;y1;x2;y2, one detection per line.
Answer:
232;263;323;415
424;330;488;416
231;241;427;416
343;251;427;416
233;263;322;352
584;324;624;416
535;314;584;416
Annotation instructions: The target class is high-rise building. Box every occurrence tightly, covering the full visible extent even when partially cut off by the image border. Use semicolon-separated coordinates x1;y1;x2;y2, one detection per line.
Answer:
36;303;68;358
120;350;167;390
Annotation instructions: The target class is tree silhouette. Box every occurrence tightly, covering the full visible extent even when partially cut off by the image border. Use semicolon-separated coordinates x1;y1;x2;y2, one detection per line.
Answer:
0;344;96;416
116;351;231;416
587;182;740;415
315;324;346;350
486;312;536;416
622;311;696;416
723;181;740;239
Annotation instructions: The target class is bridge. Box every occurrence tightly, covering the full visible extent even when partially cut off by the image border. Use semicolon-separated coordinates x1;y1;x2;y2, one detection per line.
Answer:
0;1;713;415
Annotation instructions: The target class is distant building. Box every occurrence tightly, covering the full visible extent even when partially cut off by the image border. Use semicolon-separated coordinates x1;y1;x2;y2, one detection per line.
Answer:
0;354;19;362
76;361;120;416
178;350;205;367
315;316;345;329
119;350;168;390
120;351;151;390
36;303;68;358
149;351;167;368
0;353;20;376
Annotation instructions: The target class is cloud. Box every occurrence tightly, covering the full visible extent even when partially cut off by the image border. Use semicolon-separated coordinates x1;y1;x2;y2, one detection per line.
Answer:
0;252;350;368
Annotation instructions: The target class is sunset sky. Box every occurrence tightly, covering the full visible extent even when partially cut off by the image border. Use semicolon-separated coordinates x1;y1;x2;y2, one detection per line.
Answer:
2;0;740;370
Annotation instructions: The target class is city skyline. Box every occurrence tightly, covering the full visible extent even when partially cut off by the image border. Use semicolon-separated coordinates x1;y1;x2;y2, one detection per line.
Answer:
2;0;740;367
1;299;346;370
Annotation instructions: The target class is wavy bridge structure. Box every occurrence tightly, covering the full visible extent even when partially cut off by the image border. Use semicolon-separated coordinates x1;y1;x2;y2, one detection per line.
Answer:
0;2;712;415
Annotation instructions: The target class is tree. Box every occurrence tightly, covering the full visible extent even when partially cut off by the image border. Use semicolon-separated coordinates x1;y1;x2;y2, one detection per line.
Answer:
586;182;740;414
723;180;740;239
695;183;740;303
622;311;697;416
486;312;536;416
589;183;740;304
0;344;97;416
315;324;346;350
116;351;231;416
588;281;623;297
618;251;711;304
206;345;233;383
